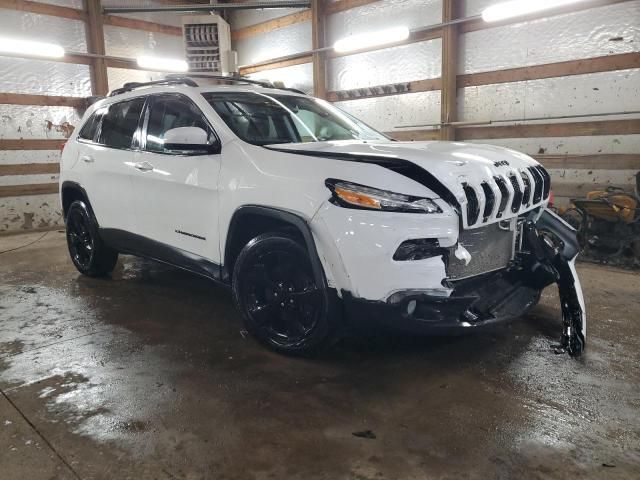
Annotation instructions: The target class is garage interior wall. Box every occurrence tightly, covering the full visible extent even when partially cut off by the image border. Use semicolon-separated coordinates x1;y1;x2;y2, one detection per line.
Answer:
1;0;639;233
0;0;184;233
234;0;640;204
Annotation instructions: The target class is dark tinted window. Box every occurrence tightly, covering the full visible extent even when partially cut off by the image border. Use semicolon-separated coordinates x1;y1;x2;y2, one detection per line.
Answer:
145;95;211;153
99;98;145;149
78;110;103;141
203;92;387;146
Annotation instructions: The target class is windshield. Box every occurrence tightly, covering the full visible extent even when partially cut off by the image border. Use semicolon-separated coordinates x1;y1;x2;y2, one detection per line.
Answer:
202;91;389;145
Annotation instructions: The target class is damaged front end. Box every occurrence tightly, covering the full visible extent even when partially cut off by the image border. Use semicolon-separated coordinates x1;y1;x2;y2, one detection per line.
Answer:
520;209;586;356
343;209;587;357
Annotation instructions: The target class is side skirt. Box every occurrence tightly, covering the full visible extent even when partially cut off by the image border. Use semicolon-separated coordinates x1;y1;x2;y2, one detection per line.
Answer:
100;228;229;287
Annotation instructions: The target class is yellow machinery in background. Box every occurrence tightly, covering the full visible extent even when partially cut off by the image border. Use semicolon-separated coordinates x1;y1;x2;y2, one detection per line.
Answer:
561;173;640;263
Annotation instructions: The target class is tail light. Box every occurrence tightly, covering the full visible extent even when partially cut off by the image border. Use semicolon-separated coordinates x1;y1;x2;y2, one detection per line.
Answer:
549;190;555;207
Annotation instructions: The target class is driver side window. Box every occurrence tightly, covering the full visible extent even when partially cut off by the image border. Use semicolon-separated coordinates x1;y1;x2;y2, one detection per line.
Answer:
145;95;212;154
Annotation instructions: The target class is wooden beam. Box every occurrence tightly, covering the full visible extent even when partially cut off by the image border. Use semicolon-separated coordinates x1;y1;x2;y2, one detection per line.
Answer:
533;154;640;170
440;0;458;141
327;77;441;102
457;119;640;140
386;129;442;141
0;163;60;176
461;0;632;34
103;15;183;36
232;10;311;41
0;139;65;150
239;54;313;75
0;93;87;108
0;183;59;198
0;0;85;21
460;52;640;88
84;0;109;96
326;0;379;14
312;0;327;99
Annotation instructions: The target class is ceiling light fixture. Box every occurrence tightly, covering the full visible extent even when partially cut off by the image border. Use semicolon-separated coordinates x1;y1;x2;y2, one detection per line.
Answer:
0;37;65;58
333;26;410;53
482;0;587;22
137;55;189;72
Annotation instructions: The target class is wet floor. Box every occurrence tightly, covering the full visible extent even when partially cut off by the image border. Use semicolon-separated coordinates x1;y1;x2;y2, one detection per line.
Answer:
1;230;639;479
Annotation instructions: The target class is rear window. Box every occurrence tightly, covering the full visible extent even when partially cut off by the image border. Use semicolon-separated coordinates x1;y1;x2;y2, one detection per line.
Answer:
98;97;145;149
78;110;102;141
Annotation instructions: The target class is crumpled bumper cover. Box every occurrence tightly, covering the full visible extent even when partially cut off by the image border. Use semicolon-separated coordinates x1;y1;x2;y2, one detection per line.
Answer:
342;268;542;334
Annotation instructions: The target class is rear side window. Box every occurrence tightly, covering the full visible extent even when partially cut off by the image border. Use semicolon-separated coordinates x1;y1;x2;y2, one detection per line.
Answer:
98;97;145;149
78;110;103;141
145;95;211;153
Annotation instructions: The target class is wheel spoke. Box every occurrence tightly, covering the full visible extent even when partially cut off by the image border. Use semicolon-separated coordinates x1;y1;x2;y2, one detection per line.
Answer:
280;311;306;338
248;302;277;326
290;287;320;304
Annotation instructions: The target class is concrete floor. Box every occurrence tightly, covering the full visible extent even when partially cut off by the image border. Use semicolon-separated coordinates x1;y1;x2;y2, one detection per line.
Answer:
1;230;639;480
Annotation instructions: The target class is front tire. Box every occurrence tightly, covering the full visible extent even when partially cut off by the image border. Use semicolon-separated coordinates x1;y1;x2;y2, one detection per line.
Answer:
232;233;335;355
65;200;118;277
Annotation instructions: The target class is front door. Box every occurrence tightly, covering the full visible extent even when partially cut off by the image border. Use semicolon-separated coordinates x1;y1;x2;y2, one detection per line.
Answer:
129;93;222;265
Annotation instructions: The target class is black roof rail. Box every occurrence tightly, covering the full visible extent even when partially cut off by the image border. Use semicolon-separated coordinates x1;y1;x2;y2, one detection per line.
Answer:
108;74;308;97
166;74;308;95
108;78;198;97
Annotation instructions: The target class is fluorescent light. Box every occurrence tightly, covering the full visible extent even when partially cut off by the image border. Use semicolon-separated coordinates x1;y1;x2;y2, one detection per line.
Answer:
0;37;64;58
333;26;410;53
137;55;188;72
482;0;586;22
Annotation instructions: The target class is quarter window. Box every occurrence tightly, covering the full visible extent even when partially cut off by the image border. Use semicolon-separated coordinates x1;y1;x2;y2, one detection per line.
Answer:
145;95;211;153
78;109;104;141
98;97;145;149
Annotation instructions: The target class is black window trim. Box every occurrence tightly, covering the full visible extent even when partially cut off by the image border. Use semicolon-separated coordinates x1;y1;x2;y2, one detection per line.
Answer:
140;92;221;157
76;95;148;152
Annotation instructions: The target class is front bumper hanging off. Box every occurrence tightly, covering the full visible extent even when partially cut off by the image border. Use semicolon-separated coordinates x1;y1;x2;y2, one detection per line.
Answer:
343;209;587;357
524;209;587;356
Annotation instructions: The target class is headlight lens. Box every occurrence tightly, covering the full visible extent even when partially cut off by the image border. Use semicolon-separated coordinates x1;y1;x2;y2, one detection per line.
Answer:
325;179;442;213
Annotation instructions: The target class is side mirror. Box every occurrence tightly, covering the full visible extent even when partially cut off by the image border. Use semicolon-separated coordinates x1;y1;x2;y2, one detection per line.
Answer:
163;127;220;154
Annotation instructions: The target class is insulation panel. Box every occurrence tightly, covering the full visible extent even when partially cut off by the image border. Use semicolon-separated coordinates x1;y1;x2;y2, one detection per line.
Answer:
326;0;443;45
336;91;441;132
0;58;91;96
235;22;312;66
460;2;640;74
329;39;442;91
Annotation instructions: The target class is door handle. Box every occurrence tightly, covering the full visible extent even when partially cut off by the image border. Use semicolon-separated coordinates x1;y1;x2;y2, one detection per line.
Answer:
81;155;94;163
134;161;154;172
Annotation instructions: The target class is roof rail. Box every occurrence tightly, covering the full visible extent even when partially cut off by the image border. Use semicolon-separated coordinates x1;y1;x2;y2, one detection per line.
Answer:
166;74;307;95
108;78;198;97
108;74;307;97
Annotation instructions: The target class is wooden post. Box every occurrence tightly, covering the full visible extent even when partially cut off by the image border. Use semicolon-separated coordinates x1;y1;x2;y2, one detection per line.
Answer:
311;0;327;99
83;0;109;96
440;0;458;140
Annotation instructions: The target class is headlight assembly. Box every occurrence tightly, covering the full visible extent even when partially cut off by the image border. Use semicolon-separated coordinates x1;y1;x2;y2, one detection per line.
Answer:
325;179;442;213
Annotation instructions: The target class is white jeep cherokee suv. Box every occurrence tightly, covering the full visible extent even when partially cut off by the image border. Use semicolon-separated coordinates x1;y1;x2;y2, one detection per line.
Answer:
60;75;586;356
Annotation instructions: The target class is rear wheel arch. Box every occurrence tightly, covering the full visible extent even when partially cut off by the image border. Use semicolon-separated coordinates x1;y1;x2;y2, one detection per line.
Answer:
223;206;326;287
61;181;95;222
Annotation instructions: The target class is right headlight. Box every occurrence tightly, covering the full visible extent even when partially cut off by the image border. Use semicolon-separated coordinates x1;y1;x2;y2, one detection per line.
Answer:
325;179;442;213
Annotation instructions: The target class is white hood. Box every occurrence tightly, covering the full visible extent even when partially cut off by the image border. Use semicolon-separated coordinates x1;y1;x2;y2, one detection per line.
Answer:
271;140;539;199
271;140;547;228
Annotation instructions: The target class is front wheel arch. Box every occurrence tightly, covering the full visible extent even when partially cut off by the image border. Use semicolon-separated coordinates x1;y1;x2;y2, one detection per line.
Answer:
223;206;326;288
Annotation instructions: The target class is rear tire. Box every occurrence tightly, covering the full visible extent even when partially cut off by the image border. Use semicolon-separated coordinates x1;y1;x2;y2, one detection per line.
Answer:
232;232;335;355
65;200;118;277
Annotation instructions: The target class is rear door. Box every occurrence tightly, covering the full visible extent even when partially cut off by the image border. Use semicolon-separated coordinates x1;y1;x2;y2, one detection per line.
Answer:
77;97;145;233
129;93;222;263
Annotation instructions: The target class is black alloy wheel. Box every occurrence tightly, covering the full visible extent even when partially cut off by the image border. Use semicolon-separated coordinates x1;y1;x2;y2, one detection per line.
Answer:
65;200;118;277
232;233;335;355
